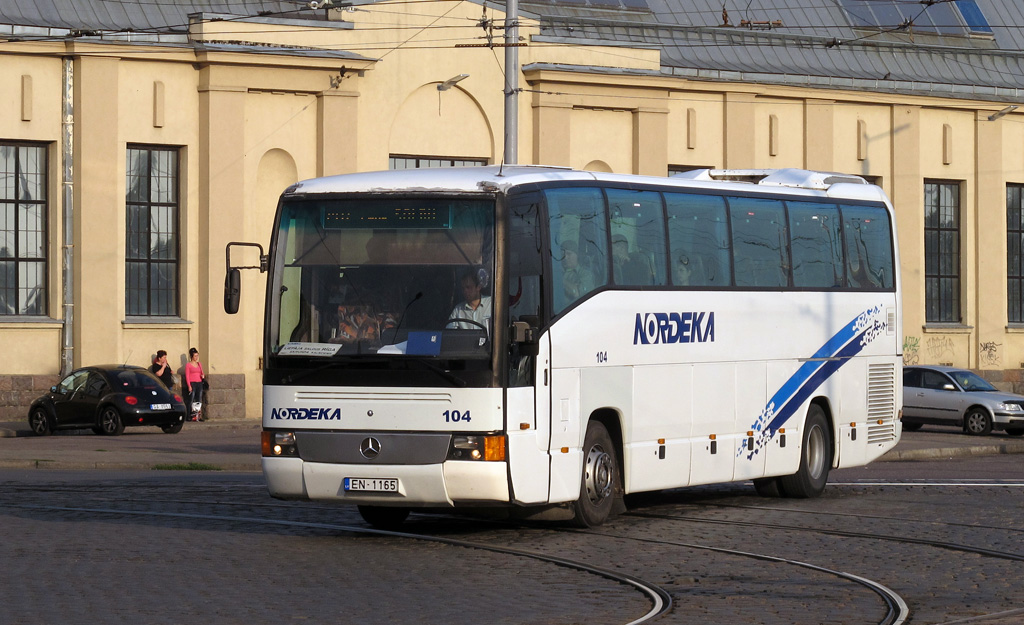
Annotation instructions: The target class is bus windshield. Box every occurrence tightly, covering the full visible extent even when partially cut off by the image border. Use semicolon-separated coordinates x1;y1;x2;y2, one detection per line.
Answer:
269;196;495;361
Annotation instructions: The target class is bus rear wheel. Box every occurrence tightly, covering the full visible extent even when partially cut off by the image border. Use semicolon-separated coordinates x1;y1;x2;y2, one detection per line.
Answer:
778;405;831;498
571;421;619;528
358;505;410;530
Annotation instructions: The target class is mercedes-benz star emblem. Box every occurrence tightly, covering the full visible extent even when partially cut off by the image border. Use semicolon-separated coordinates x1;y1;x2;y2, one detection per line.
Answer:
360;437;382;460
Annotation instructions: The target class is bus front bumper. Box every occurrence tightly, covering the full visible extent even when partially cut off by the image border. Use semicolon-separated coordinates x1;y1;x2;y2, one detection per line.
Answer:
262;457;510;506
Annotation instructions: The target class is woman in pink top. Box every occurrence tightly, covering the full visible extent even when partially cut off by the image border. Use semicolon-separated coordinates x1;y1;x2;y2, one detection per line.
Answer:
185;347;206;421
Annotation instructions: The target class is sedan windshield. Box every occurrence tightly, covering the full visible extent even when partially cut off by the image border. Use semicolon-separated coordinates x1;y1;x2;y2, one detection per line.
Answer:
270;196;495;360
950;370;997;392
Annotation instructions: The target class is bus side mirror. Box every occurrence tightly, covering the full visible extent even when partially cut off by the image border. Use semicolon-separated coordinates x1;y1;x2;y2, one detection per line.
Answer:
224;268;241;315
512;317;540;356
224;241;267;315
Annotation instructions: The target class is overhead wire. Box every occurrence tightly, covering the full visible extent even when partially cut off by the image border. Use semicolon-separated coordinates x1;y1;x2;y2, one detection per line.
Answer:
3;0;1024;90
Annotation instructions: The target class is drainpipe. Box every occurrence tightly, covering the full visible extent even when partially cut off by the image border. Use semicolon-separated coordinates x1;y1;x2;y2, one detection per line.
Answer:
61;56;74;376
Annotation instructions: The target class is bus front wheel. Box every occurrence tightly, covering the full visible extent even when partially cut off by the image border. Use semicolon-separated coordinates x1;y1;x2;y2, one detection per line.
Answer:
358;505;410;529
571;421;619;528
778;405;831;498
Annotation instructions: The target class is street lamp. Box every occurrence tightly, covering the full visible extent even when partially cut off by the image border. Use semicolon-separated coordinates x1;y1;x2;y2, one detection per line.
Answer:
437;74;469;91
988;105;1018;121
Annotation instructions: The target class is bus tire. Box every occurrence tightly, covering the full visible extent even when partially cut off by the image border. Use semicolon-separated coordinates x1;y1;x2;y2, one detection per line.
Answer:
571;421;619;528
358;505;409;529
753;477;781;497
778;405;831;499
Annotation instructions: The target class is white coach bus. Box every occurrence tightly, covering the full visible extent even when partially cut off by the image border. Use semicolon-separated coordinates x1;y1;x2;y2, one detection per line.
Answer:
225;166;902;528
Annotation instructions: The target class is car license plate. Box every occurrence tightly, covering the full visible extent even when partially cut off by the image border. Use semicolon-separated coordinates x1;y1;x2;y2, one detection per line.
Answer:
344;478;399;492
150;403;172;410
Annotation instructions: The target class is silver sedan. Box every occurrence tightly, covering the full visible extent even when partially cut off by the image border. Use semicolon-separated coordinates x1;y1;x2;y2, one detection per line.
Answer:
903;365;1024;436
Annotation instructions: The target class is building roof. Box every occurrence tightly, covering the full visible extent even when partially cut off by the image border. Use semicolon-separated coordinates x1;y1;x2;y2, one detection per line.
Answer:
2;0;1023;102
529;0;1024;100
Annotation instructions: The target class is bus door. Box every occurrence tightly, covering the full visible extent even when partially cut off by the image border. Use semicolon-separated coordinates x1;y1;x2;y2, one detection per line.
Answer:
505;330;551;505
505;193;551;505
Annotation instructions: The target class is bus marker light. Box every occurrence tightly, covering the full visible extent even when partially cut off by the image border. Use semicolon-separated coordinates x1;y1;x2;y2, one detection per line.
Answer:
484;435;506;461
520;423;530;430
561;447;569;454
449;435;507;461
658;438;665;444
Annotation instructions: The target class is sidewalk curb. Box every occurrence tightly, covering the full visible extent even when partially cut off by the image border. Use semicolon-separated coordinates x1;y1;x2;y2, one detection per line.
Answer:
0;459;260;472
881;442;1024;461
0;420;259;439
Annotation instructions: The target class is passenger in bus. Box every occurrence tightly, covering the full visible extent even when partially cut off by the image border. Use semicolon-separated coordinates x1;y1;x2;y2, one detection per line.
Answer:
612;234;654;285
612;234;630;283
447;269;492;333
560;240;595;301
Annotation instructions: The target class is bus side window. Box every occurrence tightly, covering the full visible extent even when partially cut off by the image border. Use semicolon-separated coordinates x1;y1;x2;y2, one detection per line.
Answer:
544;188;609;314
789;201;844;288
665;193;731;287
843;205;894;290
729;197;789;288
608;189;666;286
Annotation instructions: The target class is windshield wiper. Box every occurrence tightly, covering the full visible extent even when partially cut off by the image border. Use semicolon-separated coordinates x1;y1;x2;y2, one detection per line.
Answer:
280;359;352;385
404;357;467;388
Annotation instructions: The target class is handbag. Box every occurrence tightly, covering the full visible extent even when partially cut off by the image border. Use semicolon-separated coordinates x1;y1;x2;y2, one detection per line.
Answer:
202;379;210;390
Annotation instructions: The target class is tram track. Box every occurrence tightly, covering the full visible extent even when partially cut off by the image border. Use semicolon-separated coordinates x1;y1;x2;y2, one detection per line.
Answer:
568;526;908;625
625;510;1024;563
3;484;911;625
6;502;671;625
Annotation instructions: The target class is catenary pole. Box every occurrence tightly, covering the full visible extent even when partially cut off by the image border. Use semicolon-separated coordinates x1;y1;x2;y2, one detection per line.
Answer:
504;0;519;164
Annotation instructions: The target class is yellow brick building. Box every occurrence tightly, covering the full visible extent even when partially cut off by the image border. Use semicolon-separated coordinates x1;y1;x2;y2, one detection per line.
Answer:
2;0;1024;419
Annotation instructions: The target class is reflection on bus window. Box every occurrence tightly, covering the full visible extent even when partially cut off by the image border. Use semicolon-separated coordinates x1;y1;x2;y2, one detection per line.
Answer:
789;201;843;288
729;197;789;288
843;205;894;289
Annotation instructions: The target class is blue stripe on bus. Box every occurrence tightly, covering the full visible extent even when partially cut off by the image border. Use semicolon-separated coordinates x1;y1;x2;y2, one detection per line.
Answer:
739;304;887;459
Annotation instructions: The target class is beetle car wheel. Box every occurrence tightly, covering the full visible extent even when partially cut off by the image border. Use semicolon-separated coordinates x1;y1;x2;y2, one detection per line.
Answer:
778;405;832;499
28;409;51;436
98;407;124;436
161;420;183;434
964;408;992;436
571;421;619;528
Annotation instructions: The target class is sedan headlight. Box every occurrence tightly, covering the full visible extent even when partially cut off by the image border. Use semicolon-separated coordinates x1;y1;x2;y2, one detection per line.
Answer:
997;402;1024;412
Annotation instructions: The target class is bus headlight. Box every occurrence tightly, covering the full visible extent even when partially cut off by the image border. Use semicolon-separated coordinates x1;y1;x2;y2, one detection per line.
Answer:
262;431;298;457
448;434;506;461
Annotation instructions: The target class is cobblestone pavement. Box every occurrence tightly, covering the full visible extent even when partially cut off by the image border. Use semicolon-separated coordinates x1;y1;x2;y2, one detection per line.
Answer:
2;456;1022;625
